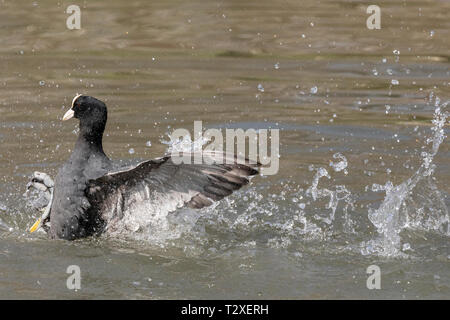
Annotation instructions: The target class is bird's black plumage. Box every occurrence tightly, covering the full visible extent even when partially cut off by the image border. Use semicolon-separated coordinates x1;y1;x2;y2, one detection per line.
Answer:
48;95;259;240
51;96;112;239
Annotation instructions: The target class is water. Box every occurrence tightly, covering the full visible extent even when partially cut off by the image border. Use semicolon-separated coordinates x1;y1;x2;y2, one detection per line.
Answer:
0;0;449;299
363;98;449;257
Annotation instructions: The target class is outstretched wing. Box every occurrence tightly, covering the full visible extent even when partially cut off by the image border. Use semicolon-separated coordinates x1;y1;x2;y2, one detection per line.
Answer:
86;152;259;229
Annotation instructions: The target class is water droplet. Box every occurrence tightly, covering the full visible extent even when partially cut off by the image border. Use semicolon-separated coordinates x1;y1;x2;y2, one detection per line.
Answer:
329;153;347;173
128;148;135;154
257;84;265;92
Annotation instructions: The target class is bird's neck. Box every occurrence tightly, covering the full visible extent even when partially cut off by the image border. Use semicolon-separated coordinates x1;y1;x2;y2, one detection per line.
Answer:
76;121;105;153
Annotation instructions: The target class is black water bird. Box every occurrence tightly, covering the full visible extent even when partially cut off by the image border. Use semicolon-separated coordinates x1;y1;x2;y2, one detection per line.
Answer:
31;95;259;240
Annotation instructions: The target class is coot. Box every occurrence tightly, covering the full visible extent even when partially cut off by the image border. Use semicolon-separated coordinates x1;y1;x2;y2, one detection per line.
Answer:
31;95;259;240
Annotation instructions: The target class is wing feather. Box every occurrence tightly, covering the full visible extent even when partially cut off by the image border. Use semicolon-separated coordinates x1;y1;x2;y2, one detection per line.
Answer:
87;152;259;225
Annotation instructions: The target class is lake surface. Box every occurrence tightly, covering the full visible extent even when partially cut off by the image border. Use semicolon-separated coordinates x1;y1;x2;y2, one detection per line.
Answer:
0;0;449;299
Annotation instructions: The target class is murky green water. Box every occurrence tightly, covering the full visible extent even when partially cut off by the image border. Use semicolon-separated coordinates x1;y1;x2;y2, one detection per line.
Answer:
0;0;449;299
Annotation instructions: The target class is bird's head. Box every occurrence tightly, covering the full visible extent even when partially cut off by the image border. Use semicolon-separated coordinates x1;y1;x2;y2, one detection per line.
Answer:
63;94;107;124
63;95;108;142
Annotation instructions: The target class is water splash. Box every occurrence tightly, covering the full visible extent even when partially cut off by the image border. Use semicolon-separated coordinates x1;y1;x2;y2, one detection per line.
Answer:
305;158;354;230
329;152;348;174
161;133;210;154
0;203;13;232
361;96;449;257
